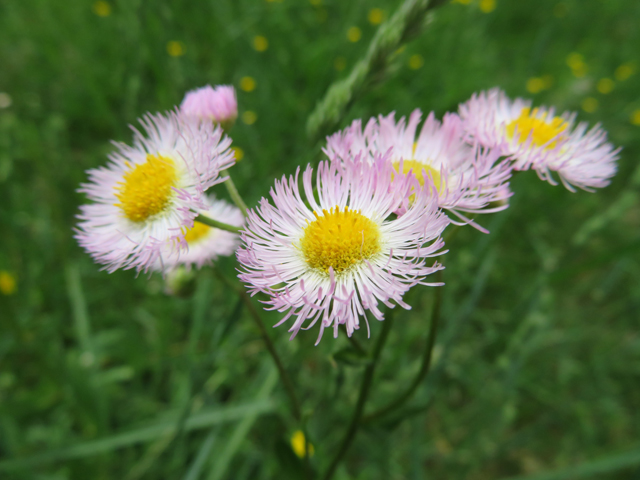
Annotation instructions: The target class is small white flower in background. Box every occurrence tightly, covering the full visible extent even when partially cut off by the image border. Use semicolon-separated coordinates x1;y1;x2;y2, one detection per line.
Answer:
0;92;12;109
325;110;512;231
237;156;448;344
154;195;244;272
459;88;620;191
76;111;234;273
180;85;238;129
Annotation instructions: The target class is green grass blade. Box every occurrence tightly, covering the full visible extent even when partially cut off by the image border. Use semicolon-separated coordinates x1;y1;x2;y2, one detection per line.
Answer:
502;446;640;480
206;367;279;480
64;263;94;358
183;429;218;480
0;400;276;471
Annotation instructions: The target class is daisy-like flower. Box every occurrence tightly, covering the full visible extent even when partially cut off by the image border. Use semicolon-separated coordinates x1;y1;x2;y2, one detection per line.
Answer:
459;88;620;191
180;85;238;129
237;156;448;344
76;110;235;273
325;110;512;229
154;195;244;271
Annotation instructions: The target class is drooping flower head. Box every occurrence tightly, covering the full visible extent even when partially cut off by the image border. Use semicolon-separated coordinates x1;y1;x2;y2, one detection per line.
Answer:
76;110;235;273
180;85;238;129
459;88;619;191
153;195;244;271
325;110;512;229
237;155;449;344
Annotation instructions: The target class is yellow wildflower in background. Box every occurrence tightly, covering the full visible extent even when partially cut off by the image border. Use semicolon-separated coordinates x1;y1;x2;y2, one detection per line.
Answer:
526;78;545;94
253;36;268;52
167;41;186;57
290;430;314;458
347;26;362;42
615;62;635;81
526;75;553;94
0;271;17;295
240;76;256;92
566;52;587;77
597;78;614;94
553;3;568;18
93;1;111;17
242;111;257;125
408;54;424;70
368;8;384;25
581;97;598;113
452;0;472;4
232;147;244;161
631;110;640;126
479;0;496;13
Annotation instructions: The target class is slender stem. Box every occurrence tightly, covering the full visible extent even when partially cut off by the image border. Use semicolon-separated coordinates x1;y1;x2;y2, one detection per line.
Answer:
321;313;395;480
212;268;302;422
346;330;368;356
194;215;242;233
362;274;443;424
240;290;303;421
224;176;249;217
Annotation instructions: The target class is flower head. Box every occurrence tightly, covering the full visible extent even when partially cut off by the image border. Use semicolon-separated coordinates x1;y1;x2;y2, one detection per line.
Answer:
154;195;244;271
76;110;234;273
325;110;512;229
459;88;620;191
180;85;238;128
237;156;448;344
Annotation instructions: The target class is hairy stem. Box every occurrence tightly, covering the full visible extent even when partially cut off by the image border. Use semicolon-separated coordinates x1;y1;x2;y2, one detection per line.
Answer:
362;277;442;424
213;268;302;422
224;176;249;217
322;314;395;480
194;214;242;233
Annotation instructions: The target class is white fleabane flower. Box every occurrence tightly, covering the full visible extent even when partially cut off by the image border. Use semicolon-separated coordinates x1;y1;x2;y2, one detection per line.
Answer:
325;110;512;230
237;156;448;344
459;88;619;191
76;111;235;273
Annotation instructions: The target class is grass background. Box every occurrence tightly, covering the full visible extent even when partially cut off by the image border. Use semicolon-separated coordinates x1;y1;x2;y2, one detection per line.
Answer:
1;0;639;478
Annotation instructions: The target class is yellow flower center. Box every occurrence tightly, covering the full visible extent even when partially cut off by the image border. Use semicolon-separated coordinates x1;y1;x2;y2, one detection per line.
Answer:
505;107;568;149
300;206;381;274
392;159;442;193
184;221;211;245
115;154;177;223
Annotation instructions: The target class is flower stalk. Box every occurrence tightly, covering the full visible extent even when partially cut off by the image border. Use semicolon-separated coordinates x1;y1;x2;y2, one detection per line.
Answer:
321;312;395;480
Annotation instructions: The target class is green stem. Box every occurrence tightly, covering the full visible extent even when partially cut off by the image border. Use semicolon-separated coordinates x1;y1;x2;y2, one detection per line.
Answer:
212;268;302;422
194;215;242;234
321;314;395;480
240;290;303;422
362;277;442;424
224;176;249;217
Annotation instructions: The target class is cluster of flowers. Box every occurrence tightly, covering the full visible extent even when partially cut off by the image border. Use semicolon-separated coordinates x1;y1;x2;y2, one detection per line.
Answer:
77;86;619;343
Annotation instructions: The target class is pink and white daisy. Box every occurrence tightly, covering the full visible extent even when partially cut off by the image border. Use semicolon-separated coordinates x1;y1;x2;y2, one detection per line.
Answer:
237;156;449;344
459;88;619;191
154;195;244;271
76;110;235;273
180;85;238;128
325;110;512;229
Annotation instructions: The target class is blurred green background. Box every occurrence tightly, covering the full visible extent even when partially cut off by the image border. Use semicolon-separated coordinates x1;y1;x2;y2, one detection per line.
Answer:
1;0;639;478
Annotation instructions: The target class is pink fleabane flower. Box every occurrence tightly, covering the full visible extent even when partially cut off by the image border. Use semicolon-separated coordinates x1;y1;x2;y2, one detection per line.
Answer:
459;88;620;191
76;110;234;273
325;110;512;230
154;195;244;271
237;156;448;344
180;85;238;128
